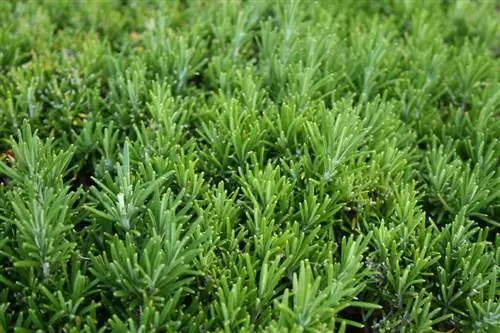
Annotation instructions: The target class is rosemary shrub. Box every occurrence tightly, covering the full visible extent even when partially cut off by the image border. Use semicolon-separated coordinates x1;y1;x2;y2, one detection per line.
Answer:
0;1;499;332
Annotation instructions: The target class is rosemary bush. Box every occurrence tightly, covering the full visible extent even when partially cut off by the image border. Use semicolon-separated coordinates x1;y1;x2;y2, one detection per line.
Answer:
0;1;499;332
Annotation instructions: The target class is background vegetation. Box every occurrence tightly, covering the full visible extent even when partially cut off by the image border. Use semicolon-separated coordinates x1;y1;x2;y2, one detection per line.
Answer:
0;0;499;332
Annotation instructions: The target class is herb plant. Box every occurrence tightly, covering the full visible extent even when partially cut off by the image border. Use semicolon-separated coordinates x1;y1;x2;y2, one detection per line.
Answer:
0;1;499;332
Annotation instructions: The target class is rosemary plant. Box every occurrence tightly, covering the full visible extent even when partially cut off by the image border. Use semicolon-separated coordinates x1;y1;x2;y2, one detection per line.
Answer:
0;0;498;332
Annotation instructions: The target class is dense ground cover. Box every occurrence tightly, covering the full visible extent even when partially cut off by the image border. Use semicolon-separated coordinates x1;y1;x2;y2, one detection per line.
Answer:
0;0;499;332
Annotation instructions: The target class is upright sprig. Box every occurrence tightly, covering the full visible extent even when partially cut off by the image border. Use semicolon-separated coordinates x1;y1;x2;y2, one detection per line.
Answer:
87;142;171;233
0;122;78;281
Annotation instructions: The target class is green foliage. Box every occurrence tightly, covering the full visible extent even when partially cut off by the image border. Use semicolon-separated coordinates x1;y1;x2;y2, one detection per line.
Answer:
0;0;499;332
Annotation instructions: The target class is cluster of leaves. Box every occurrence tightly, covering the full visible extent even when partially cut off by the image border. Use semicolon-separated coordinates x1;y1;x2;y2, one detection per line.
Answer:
0;0;499;332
